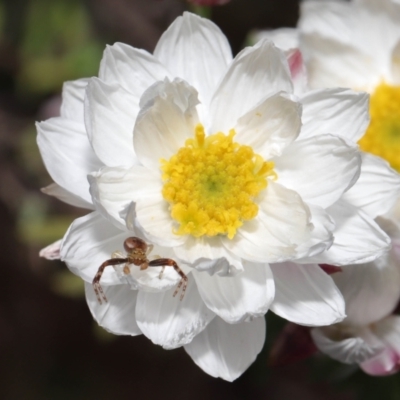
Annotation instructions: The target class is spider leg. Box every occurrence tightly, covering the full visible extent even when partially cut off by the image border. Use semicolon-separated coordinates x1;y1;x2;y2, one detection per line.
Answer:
148;258;188;300
93;258;128;304
158;266;166;280
146;244;154;256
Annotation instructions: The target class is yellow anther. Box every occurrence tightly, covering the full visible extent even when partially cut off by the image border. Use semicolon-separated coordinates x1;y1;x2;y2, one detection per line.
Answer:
160;124;277;239
359;82;400;171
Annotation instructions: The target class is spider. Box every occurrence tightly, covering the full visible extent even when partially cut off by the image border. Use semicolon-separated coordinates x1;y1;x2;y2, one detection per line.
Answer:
92;237;188;304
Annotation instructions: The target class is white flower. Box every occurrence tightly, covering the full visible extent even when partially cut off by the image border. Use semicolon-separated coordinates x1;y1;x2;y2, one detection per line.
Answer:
299;0;400;172
36;12;393;380
311;224;400;375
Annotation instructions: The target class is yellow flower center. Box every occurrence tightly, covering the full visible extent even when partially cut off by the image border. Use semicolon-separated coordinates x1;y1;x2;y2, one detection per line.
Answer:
160;124;276;239
358;82;400;171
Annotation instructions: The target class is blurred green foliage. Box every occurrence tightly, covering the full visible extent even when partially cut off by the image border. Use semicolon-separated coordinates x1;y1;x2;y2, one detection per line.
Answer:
2;0;104;95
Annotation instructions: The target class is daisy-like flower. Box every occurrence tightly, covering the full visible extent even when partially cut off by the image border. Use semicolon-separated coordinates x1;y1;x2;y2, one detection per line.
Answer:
299;0;400;172
311;225;400;375
37;12;393;380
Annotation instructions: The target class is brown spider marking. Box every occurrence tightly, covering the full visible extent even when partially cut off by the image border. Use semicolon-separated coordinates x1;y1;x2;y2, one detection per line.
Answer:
92;237;188;304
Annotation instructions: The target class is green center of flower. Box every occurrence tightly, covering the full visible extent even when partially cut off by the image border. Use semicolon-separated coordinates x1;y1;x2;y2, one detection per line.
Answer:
160;124;276;239
359;82;400;171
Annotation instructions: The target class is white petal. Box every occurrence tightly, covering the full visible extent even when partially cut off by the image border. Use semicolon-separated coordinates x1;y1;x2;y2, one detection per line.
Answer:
332;257;400;326
307;200;391;266
184;316;266;381
88;166;145;230
361;316;400;375
311;327;381;364
60;78;89;123
84;282;141;336
154;12;232;111
222;181;312;263
391;39;400;84
300;35;380;91
174;235;244;274
39;239;62;260
41;183;93;209
300;1;356;45
295;204;335;260
133;78;200;172
85;78;138;167
234;92;302;159
60;211;128;284
36;117;102;204
135;280;215;349
299;2;382;91
209;39;293;134
270;262;346;326
193;261;274;324
342;153;400;219
300;88;369;142
286;48;307;95
274;134;361;208
99;43;171;95
252;27;299;51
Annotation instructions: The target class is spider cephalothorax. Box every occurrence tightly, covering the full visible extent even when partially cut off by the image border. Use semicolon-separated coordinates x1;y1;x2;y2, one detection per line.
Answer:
92;237;188;304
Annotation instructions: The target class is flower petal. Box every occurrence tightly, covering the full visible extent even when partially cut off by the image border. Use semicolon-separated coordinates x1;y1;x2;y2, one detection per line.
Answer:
39;239;62;260
274;134;361;208
60;78;89;123
286;48;307;95
89;165;183;248
311;327;381;364
222;181;312;263
88;166;144;230
154;12;232;110
234;91;302;159
84;282;141;336
342;153;400;219
84;77;138;167
135;280;215;349
299;1;382;90
99;43;171;96
209;39;293;133
133;78;200;172
184;316;266;381
193;261;274;324
41;182;93;209
134;194;186;247
174;235;244;274
36;117;102;204
252;27;299;51
300;88;370;142
332;257;400;326
391;39;400;84
361;316;400;376
88;165;185;247
295;204;335;260
270;262;346;326
300;35;380;91
306;200;391;266
60;211;128;284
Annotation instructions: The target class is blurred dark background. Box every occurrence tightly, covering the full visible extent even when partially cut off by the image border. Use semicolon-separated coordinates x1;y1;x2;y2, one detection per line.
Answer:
1;0;399;398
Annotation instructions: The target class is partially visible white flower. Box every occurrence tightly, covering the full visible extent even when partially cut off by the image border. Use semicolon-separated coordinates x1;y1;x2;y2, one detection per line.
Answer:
299;0;400;172
36;12;395;380
311;225;400;375
299;0;400;92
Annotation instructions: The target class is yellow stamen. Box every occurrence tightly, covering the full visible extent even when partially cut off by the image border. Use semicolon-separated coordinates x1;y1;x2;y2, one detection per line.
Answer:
160;124;276;239
359;82;400;171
